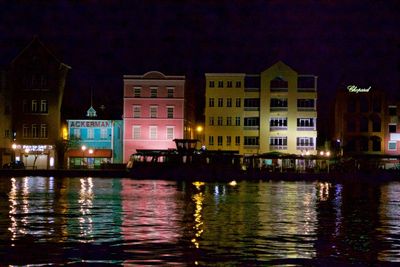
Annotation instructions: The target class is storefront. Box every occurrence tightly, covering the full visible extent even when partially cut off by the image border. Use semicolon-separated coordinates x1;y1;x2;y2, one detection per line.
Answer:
67;148;112;169
12;144;55;169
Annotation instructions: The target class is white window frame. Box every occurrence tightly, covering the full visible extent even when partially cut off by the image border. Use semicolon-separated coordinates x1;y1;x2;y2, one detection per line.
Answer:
87;128;94;139
150;106;158;118
100;128;107;139
32;124;38;138
133;105;141;118
73;128;80;139
388;141;397;151
133;126;141;139
167;106;174;119
166;126;174;140
134;86;141;97
40;124;48;138
149;126;157;140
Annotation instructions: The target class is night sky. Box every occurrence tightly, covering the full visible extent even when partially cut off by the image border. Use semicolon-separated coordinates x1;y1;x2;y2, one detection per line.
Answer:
1;1;399;133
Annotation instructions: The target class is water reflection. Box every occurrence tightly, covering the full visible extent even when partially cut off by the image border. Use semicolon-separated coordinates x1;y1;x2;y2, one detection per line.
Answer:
1;177;400;265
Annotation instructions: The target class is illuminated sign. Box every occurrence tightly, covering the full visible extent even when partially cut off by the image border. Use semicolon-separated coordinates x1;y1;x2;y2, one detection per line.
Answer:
69;120;111;128
347;85;371;93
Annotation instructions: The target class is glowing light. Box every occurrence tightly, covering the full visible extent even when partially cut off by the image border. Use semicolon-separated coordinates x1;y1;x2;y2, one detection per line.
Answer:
192;181;205;190
88;149;94;154
12;143;17;150
319;151;324;156
326;151;331;157
196;125;203;133
49;157;54;167
81;145;87;152
229;180;237;186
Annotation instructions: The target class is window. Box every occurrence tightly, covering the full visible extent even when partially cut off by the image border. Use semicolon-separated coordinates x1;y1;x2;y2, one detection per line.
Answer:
297;99;315;109
134;87;141;97
209;81;215;88
373;97;381;112
133;105;141;118
149;126;157;139
235;136;240;145
209;116;214;126
32;100;38;113
271;98;288;109
296;137;314;148
235;98;241;107
32;124;38;138
226;136;231;146
360;116;368;132
209;136;214;146
270;77;288;89
244;98;260;110
87;128;94;139
270;137;287;150
218;81;223;88
347;97;356;113
167;107;174;118
167;88;174;98
23;124;29;138
209;98;214;107
244;117;259;127
226;117;232;126
133;126;141;139
360;138;369;151
40;100;48;113
218;136;223;146
151;87;158;98
217;116;223;126
388;141;397;151
372;117;381;132
372;138;381;151
297;118;314;127
359;95;368;112
4;129;10;138
235;116;241;126
218;98;223;107
39;75;47;89
270;117;288;130
40;124;48;138
166;127;174;139
227;81;232;88
100;128;107;139
73;128;81;139
150;106;158;118
235;81;241;88
244;136;259;146
389;106;397;116
227;98;232;107
389;124;397;133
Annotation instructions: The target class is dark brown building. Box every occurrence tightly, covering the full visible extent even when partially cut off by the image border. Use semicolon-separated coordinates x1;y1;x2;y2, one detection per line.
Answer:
5;37;70;169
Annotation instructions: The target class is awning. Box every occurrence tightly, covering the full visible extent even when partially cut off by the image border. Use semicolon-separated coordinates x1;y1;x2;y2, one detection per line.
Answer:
67;149;112;158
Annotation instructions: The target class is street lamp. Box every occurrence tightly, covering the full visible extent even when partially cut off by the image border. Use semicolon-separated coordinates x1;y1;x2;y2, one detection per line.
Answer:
81;145;86;168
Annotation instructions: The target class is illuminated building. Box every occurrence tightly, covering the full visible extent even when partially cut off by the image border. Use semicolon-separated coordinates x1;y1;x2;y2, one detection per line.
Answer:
334;84;386;155
122;71;186;162
205;61;317;155
66;116;123;168
4;37;70;169
384;102;400;157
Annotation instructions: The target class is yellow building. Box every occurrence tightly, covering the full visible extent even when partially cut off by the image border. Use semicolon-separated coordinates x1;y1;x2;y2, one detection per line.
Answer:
205;61;317;156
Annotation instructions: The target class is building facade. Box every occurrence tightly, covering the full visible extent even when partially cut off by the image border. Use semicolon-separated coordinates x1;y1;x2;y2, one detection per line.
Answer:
123;71;185;162
205;61;318;156
5;37;70;169
334;84;386;155
66;119;123;168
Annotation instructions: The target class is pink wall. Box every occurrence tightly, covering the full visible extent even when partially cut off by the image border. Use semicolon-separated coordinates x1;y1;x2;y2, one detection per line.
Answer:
123;71;185;162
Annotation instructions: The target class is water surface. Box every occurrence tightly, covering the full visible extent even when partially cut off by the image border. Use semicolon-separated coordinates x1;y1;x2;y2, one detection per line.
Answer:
0;177;399;265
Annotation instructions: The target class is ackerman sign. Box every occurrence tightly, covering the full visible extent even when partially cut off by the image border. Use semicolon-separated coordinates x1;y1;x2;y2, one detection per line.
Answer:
347;85;371;93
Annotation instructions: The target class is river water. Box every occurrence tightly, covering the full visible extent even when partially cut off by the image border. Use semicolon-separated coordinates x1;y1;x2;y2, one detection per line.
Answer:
0;176;399;265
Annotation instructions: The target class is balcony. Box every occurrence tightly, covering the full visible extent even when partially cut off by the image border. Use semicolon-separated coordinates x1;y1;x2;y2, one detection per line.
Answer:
270;107;288;112
296;126;316;131
297;107;315;112
270;145;287;150
297;87;316;92
270;126;287;131
296;145;315;151
270;88;288;92
243;126;259;131
244;107;260;111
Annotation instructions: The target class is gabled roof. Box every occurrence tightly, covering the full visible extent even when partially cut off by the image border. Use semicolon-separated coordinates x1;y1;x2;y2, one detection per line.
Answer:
10;36;71;69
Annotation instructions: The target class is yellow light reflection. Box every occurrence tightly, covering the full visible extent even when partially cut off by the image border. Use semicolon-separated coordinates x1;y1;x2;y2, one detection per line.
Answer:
191;191;204;250
317;182;331;201
79;177;94;241
192;181;205;191
228;180;237;187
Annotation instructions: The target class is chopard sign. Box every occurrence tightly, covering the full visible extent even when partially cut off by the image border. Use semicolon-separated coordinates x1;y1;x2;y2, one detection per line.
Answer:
347;85;371;93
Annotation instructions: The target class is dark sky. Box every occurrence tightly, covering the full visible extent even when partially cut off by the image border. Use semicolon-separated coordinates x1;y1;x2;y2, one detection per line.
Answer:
1;0;399;126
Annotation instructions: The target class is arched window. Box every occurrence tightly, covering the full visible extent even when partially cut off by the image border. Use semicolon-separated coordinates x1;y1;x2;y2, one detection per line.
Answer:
371;136;381;152
360;137;369;152
371;115;381;132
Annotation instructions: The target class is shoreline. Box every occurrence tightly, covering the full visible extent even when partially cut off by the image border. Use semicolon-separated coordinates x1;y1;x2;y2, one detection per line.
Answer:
0;167;399;183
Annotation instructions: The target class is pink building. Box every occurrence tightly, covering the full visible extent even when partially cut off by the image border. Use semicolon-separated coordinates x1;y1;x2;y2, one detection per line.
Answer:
123;71;185;162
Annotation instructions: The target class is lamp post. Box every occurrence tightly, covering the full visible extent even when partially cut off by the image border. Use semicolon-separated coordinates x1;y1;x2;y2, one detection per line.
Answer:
81;145;86;168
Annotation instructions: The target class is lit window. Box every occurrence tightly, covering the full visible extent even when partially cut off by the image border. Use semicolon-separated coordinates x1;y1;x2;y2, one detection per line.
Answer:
218;136;223;146
209;117;214;126
150;106;158;118
133;126;141;139
149;126;157;139
87;128;94;139
151;87;158;98
388;141;397;151
40;100;48;113
209;98;214;107
100;128;107;139
133;105;141;118
166;127;174;140
32;124;38;138
167;107;174;118
235;136;240;145
40;124;48;138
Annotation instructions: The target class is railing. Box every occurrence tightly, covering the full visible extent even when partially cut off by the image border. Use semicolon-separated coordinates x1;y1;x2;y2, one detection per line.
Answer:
270;107;288;112
243;126;259;130
244;107;260;111
296;126;316;131
270;145;287;150
244;145;259;149
297;107;316;111
296;145;315;151
244;87;260;92
270;126;287;131
270;88;288;92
